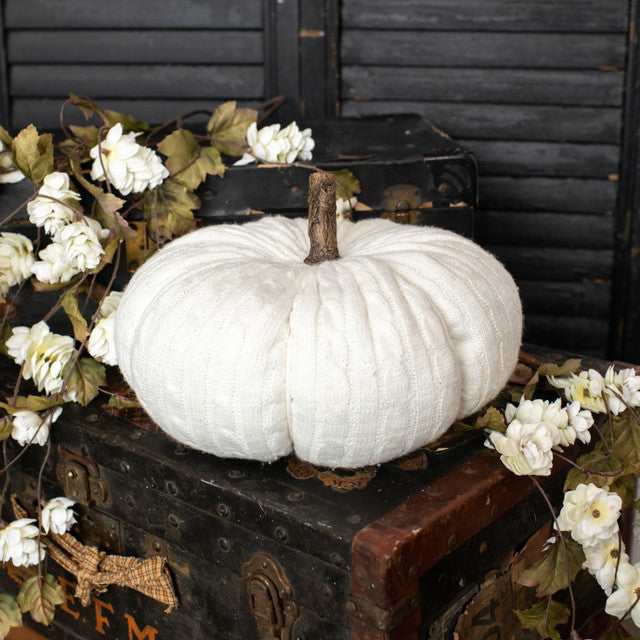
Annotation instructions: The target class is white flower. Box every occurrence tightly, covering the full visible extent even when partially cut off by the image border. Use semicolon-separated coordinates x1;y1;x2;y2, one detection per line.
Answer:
548;370;607;413
87;291;122;366
90;123;168;196
31;218;107;284
0;518;45;567
56;218;107;272
605;562;640;625
562;401;594;446
0;140;24;184
583;536;629;596
40;497;76;535
30;241;79;285
336;196;357;221
610;367;640;409
234;121;314;165
549;366;640;415
27;172;81;235
6;321;75;395
11;407;62;447
0;232;35;294
485;421;555;476
556;483;622;547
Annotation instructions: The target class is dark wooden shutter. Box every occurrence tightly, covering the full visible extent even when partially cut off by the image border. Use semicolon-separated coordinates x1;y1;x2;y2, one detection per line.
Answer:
341;0;629;358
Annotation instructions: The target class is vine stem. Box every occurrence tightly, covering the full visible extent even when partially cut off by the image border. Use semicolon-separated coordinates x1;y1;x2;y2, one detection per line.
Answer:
529;475;577;636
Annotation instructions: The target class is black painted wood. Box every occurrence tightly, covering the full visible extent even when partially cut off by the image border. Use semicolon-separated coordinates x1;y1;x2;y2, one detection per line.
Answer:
343;67;624;106
486;245;614;282
7;30;264;64
524;315;610;357
611;0;640;362
10;98;259;131
475;211;615;249
518;281;611;319
10;64;264;99
461;140;620;179
341;102;623;144
0;5;8;127
480;177;618;214
4;0;263;28
342;31;625;70
342;0;627;32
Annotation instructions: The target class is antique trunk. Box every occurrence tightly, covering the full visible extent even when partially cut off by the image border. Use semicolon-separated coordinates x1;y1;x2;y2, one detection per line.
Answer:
0;346;612;640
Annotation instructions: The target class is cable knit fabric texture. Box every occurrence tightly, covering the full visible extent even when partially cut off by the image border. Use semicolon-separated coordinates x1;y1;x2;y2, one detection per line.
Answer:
115;216;522;468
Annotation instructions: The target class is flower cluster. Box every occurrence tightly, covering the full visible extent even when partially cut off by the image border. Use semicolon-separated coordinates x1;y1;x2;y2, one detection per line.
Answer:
90;123;169;195
235;121;315;165
87;290;122;366
0;232;35;294
6;321;75;395
27;172;80;235
548;366;640;415
485;397;594;476
0;497;75;570
0;519;44;567
11;407;62;446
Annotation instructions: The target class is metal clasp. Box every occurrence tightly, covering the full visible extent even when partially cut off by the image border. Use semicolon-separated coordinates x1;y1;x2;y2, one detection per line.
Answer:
380;184;423;224
56;458;108;505
242;554;299;640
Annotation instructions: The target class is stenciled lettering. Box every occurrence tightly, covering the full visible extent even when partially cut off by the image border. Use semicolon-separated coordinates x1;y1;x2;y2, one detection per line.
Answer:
57;576;80;621
93;595;114;634
124;613;159;640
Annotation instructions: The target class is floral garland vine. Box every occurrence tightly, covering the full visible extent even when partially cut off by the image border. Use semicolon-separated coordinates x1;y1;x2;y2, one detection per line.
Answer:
0;93;360;635
472;358;640;640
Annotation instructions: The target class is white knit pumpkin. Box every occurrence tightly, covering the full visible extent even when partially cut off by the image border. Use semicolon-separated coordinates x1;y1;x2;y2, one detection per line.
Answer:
114;216;522;468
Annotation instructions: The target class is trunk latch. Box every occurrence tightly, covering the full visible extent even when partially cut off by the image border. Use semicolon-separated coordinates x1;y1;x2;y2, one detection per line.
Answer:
380;184;423;224
242;553;298;640
56;458;108;505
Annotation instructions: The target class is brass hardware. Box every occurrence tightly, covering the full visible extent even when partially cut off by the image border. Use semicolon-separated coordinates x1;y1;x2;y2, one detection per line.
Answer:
56;459;108;506
380;184;422;224
242;553;298;640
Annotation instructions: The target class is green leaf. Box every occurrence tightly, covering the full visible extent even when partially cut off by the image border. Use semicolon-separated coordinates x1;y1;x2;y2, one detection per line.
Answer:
522;359;582;400
104;109;150;134
107;394;142;410
518;536;585;597
65;357;106;406
0;395;64;414
142;180;199;240
31;273;83;292
328;169;362;201
207;100;258;156
67;153;103;198
0;593;22;637
61;290;89;341
0;126;13;147
603;414;640;471
565;444;633;504
68;93;105;121
0;417;12;442
537;358;582;378
474;406;507;433
515;599;570;640
12;125;54;185
17;574;64;626
158;129;225;190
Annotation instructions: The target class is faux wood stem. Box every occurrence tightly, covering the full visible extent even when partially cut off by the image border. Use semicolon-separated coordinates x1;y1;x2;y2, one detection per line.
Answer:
304;172;340;265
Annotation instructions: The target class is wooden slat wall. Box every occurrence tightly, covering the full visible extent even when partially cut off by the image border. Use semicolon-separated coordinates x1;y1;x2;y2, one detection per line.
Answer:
341;0;628;357
3;0;265;130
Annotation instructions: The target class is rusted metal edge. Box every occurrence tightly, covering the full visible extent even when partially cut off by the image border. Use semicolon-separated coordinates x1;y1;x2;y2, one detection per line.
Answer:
349;448;573;630
345;591;419;632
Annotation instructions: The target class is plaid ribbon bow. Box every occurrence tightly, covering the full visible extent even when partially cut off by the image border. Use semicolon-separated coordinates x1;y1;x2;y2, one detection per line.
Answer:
12;496;178;613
